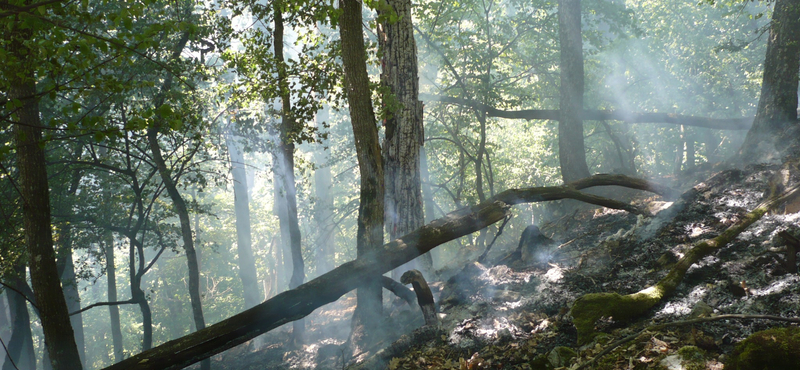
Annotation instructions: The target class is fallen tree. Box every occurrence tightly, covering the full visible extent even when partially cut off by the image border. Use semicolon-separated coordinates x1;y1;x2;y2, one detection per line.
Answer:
103;174;672;370
570;172;800;343
420;94;754;130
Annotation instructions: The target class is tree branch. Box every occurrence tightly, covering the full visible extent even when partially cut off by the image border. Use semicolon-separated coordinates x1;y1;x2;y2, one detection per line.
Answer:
421;94;754;130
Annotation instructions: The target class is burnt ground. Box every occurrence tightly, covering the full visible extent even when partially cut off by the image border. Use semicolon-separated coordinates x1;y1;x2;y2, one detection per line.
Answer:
207;162;800;370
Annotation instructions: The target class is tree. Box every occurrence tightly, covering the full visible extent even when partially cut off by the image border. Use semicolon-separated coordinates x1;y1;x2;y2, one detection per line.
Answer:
3;264;36;370
338;0;385;351
5;9;84;367
271;0;306;344
377;0;431;279
225;128;262;310
103;232;124;362
738;0;800;161
558;0;591;183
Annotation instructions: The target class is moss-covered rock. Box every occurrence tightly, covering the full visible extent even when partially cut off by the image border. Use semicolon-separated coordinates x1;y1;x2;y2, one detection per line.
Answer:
529;353;553;369
677;345;706;370
547;346;576;368
725;327;800;370
569;289;661;343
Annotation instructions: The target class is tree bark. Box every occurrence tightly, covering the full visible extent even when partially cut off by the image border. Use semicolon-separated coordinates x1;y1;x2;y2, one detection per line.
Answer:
105;233;124;362
272;1;306;344
54;161;86;367
56;241;85;367
102;174;669;370
3;265;36;370
339;0;386;350
7;15;83;367
378;0;431;280
738;0;800;161
226;131;262;309
558;0;591;183
126;234;153;350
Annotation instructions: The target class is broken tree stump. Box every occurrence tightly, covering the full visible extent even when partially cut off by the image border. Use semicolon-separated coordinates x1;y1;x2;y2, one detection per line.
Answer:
401;269;439;327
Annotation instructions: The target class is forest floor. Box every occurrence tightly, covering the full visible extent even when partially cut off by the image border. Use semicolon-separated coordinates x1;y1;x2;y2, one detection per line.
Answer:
209;162;800;370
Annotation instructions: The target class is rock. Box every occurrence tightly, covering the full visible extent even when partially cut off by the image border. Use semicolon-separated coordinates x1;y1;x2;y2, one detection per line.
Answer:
689;301;714;318
724;327;800;370
546;346;576;368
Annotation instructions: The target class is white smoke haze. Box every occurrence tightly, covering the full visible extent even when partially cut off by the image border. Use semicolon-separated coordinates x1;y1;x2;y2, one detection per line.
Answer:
5;0;793;368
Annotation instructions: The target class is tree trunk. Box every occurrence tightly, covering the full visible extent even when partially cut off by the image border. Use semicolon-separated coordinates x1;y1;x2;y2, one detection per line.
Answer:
56;244;85;366
314;107;335;276
143;26;209;367
738;0;800;161
419;146;438;265
3;265;36;370
8;17;83;367
557;0;591;183
105;233;124;362
378;0;431;280
339;0;385;351
127;235;153;350
272;1;306;345
226;131;262;309
147;128;207;368
55;162;86;367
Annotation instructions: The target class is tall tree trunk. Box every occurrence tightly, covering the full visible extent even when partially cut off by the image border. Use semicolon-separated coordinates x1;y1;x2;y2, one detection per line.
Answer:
686;128;695;170
273;188;291;292
7;16;83;367
272;1;306;345
314;107;335;277
226;131;262;309
3;265;36;370
127;235;153;350
674;125;685;175
378;0;431;280
339;0;385;351
558;0;591;183
145;27;209;369
0;292;10;368
54;161;86;367
146;131;207;369
56;243;85;366
105;233;124;363
738;0;800;161
419;146;436;224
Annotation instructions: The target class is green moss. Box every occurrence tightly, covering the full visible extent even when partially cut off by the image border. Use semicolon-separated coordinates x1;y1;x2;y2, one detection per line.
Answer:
725;327;800;370
677;346;706;370
570;289;662;343
547;346;576;368
529;353;553;370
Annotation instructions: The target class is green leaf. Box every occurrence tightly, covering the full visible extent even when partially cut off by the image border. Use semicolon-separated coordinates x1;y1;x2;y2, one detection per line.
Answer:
156;103;173;118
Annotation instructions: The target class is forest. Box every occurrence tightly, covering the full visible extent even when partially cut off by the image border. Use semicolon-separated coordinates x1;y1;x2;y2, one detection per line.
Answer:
1;0;799;369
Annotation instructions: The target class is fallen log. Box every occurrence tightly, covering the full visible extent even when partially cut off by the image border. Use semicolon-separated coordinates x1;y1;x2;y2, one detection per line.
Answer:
103;174;671;370
570;178;800;344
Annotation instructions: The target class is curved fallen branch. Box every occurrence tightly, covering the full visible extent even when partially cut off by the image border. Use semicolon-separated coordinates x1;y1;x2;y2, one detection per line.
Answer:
103;174;668;370
570;180;800;343
575;314;800;370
